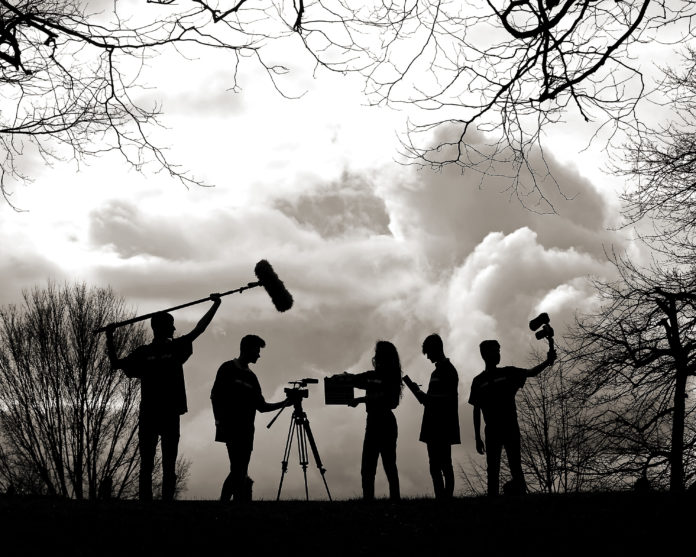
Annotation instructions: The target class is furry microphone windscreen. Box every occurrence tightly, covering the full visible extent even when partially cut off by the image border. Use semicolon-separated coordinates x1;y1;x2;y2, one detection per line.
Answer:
254;260;294;312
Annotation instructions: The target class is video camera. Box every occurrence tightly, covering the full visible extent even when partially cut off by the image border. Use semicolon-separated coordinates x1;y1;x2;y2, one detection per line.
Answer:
284;378;319;402
529;312;555;351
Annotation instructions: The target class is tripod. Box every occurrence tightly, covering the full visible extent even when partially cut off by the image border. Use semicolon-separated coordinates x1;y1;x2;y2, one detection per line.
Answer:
268;398;332;501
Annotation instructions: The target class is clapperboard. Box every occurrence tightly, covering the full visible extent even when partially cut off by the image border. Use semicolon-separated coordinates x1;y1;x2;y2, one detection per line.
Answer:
324;375;354;405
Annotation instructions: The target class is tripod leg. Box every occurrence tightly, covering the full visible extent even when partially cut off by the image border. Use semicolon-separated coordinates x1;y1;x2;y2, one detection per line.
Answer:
302;416;332;501
296;424;310;501
277;414;297;501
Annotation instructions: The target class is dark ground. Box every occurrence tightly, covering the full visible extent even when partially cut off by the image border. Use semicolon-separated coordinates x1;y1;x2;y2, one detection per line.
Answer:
0;491;691;556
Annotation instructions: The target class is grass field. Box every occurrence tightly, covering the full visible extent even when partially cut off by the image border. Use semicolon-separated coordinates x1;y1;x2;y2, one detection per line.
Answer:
0;491;691;556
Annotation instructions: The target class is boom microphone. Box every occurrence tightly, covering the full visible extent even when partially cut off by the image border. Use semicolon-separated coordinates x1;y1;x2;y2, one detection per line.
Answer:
254;259;294;312
93;260;294;334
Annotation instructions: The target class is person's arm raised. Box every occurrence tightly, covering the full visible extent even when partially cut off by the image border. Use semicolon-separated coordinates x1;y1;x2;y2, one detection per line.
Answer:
525;347;557;378
185;293;222;342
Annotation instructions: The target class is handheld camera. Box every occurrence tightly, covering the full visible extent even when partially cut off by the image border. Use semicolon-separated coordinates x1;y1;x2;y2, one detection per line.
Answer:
529;312;555;351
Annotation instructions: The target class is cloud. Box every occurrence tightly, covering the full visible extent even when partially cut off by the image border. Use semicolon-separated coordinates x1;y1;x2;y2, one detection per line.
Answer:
89;200;198;260
0;253;63;306
150;67;247;118
275;172;391;238
381;133;625;274
444;227;614;377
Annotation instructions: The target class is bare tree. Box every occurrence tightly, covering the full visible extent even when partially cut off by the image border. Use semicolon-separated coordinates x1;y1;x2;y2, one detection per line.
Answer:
3;1;694;208
151;454;191;501
517;354;604;493
0;0;306;207
0;281;145;499
567;256;696;492
621;47;696;264
459;353;606;496
294;0;694;202
457;456;489;497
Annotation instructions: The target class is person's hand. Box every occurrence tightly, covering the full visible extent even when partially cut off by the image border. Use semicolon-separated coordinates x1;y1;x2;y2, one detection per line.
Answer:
547;348;557;364
284;389;300;405
210;293;222;304
348;398;360;408
476;438;486;455
104;323;116;338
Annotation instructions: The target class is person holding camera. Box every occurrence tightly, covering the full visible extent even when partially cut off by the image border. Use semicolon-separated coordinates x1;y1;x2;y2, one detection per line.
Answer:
211;334;291;502
339;340;403;501
403;334;460;500
106;295;222;502
469;339;556;496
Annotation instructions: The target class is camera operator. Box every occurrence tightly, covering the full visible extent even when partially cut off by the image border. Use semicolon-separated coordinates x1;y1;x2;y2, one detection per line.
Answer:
211;334;291;502
469;339;556;496
334;340;403;501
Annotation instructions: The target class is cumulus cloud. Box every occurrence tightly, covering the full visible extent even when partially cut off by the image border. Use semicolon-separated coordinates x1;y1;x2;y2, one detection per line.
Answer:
275;172;391;238
0;253;63;306
380;134;625;274
444;227;613;376
89;200;199;260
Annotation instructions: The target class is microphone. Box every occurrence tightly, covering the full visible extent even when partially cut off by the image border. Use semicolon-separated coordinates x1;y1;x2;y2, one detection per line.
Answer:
254;259;294;312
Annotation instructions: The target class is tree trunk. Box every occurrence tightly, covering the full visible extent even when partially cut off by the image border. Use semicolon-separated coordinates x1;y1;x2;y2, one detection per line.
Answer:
664;296;687;492
670;369;687;492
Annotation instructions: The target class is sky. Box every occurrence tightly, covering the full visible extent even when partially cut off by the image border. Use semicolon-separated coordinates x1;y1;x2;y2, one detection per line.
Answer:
0;3;682;500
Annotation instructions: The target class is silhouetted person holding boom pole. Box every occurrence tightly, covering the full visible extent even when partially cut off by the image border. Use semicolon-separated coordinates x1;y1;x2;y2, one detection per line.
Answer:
403;334;460;499
469;333;556;497
106;296;222;501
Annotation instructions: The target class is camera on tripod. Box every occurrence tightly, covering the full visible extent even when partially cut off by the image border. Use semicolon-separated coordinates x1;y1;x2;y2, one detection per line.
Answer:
270;377;332;501
284;378;319;402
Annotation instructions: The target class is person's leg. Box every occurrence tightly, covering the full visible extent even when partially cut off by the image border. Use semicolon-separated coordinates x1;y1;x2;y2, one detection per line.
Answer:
380;412;400;501
220;466;234;501
504;430;526;495
361;418;379;500
138;417;158;502
160;415;181;502
220;443;236;502
234;443;253;502
485;431;503;497
441;443;454;498
221;441;253;501
427;442;445;499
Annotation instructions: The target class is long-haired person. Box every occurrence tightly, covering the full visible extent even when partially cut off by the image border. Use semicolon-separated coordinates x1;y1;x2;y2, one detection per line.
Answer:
338;340;403;501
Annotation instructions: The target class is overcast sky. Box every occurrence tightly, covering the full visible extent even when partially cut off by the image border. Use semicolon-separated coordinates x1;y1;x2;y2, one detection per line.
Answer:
0;7;682;500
